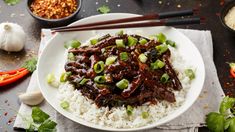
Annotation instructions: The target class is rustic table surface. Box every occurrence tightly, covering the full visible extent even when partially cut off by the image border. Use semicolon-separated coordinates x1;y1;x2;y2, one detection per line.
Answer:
0;0;234;132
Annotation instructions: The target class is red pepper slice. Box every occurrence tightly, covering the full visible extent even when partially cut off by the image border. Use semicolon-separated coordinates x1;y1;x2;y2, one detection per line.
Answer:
0;68;26;75
228;62;235;78
0;69;29;86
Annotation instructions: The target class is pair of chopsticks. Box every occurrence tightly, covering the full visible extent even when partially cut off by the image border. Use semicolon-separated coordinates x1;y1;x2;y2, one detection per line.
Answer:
52;8;204;32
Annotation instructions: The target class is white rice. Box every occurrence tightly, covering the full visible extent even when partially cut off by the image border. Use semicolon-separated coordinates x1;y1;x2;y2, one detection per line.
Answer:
57;40;192;128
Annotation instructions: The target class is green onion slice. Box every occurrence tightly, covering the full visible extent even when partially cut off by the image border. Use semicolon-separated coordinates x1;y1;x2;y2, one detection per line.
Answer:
138;53;148;63
126;105;134;115
155;44;168;55
105;56;117;65
185;69;195;80
166;40;176;47
68;53;75;61
94;61;105;73
60;101;70;109
141;112;149;119
150;59;165;70
116;30;124;36
79;78;89;85
156;33;166;43
139;38;148;45
94;76;106;83
160;73;170;83
66;40;81;48
90;39;98;45
46;73;56;84
116;79;129;89
115;39;125;48
127;36;138;46
120;52;129;61
60;72;71;82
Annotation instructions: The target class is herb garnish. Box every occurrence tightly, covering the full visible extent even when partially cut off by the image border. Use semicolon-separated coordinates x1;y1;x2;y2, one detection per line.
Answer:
206;96;235;132
4;0;20;5
25;107;57;132
97;5;111;14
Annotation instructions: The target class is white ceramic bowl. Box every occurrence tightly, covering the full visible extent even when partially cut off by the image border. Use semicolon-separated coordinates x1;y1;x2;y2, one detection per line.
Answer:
37;13;205;131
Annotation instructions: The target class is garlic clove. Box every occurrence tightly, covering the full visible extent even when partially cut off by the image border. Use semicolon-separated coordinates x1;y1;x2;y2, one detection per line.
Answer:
18;90;44;106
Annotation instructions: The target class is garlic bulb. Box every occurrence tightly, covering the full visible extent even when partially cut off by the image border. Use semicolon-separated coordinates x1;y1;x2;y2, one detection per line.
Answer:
18;90;44;106
0;22;26;52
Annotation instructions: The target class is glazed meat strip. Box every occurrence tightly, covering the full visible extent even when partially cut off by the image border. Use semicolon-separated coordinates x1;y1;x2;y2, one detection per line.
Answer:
64;33;183;108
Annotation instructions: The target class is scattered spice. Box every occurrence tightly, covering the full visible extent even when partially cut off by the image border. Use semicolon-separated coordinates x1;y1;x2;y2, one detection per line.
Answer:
4;112;8;116
30;0;78;19
7;116;16;125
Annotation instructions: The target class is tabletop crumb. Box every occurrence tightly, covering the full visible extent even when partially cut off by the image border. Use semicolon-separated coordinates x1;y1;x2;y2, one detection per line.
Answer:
95;2;98;5
177;4;181;8
10;13;15;18
203;104;209;109
167;2;170;6
117;4;120;7
199;95;204;99
158;0;162;4
19;14;25;17
82;10;85;12
105;0;109;3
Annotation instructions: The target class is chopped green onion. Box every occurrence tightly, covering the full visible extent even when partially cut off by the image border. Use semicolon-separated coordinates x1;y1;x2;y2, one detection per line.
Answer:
94;61;105;74
126;105;134;115
155;44;168;55
116;30;124;36
60;101;70;109
105;56;117;65
94;76;106;83
185;69;195;80
150;59;165;70
166;40;176;47
156;33;166;43
141;112;149;119
46;73;56;84
116;79;129;89
46;73;59;88
64;44;69;49
127;36;138;46
138;53;148;63
120;52;128;61
79;78;89;85
149;35;157;40
160;73;170;83
68;53;75;61
115;39;125;48
66;40;81;48
139;38;148;45
60;72;71;82
90;39;98;45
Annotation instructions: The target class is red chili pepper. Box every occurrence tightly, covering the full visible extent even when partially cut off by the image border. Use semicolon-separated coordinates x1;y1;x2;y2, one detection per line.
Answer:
0;58;37;87
0;69;29;86
228;63;235;78
0;68;26;75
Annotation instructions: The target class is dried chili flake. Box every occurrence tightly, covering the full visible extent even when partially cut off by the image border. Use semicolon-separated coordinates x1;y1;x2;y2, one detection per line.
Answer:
30;0;78;19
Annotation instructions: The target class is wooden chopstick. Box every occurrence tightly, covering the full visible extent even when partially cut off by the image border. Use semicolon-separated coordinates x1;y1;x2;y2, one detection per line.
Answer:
52;8;198;31
53;17;204;33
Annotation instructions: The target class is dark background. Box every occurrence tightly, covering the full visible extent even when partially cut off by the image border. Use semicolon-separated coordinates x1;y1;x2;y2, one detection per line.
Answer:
0;0;234;131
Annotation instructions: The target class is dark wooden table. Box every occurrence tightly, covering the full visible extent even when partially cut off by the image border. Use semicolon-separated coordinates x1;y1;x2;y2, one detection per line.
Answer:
0;0;234;132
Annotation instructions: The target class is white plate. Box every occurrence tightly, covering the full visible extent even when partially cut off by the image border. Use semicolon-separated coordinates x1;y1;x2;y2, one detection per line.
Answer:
37;13;205;131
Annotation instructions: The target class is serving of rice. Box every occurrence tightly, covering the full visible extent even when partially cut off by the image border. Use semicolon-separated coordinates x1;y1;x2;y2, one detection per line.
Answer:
56;45;193;128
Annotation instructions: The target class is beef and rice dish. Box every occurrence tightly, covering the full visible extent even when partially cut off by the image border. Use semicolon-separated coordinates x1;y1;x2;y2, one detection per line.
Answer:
64;33;183;108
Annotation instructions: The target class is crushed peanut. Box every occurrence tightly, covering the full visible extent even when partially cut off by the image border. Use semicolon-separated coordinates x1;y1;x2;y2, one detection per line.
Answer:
30;0;77;19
